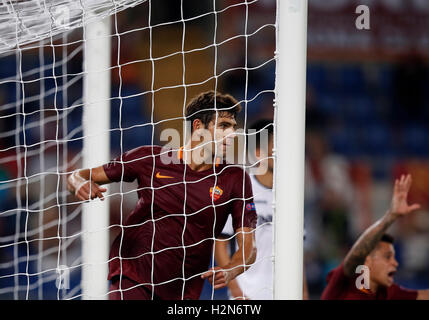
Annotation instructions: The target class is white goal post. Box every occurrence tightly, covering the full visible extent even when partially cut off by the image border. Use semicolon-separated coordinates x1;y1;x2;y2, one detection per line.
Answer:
81;16;111;300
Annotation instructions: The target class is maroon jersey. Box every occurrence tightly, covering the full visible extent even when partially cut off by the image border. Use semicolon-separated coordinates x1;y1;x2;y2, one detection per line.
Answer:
103;145;257;299
321;263;418;300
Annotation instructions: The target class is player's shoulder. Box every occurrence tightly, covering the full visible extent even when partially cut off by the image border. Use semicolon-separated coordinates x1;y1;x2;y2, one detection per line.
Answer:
321;263;351;300
127;145;163;155
388;282;417;294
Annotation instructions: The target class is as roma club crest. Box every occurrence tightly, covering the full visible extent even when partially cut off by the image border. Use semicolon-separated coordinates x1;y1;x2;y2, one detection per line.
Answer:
209;186;223;201
246;202;256;211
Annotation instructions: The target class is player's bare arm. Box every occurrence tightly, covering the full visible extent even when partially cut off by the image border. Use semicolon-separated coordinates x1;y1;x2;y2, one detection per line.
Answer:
202;227;256;290
67;166;111;202
214;238;247;299
343;174;420;277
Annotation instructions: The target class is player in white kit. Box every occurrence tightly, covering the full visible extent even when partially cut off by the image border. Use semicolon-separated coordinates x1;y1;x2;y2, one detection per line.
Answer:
215;119;309;300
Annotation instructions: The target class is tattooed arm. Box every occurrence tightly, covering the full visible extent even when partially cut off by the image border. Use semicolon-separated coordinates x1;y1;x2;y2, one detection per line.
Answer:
343;211;397;277
343;174;420;277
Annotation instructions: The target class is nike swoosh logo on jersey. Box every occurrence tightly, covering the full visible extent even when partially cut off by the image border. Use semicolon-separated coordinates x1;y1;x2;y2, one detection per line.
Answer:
156;172;174;179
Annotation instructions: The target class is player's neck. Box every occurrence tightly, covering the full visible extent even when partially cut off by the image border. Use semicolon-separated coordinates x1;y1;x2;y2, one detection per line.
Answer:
255;170;273;189
184;140;214;172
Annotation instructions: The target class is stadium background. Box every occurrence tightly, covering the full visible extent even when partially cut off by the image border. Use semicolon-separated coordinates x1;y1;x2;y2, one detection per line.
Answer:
0;0;428;299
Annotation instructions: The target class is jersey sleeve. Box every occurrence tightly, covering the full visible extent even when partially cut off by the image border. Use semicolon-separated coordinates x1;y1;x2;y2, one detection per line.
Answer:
230;169;257;232
321;263;350;300
387;284;418;300
103;146;151;183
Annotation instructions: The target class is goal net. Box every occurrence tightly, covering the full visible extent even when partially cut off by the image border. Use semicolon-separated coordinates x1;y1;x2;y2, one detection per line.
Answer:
0;0;306;300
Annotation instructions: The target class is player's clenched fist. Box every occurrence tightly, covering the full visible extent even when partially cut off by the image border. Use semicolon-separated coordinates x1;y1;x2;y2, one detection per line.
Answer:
201;266;232;290
67;170;106;202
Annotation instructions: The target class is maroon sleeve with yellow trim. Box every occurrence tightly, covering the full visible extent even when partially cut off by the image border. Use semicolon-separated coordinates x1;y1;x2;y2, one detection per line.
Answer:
230;169;257;232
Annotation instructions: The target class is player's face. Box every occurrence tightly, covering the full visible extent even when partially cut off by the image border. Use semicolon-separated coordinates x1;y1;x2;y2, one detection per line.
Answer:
366;242;399;288
206;114;237;156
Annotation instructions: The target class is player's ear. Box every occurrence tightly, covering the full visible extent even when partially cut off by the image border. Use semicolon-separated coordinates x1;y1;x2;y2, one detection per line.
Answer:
192;119;206;141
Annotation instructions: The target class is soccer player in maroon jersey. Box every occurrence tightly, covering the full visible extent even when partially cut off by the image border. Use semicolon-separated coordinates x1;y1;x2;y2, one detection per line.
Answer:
67;91;257;300
321;174;429;300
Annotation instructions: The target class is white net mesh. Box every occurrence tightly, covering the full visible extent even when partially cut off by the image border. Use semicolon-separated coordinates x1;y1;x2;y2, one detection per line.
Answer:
0;0;145;53
0;29;85;299
0;0;276;300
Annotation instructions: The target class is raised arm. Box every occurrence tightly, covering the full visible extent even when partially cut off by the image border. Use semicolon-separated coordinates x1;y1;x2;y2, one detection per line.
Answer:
343;174;420;277
202;227;256;290
67;166;111;202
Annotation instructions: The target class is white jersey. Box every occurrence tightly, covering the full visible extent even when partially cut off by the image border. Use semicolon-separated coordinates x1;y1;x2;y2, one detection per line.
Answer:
221;174;274;300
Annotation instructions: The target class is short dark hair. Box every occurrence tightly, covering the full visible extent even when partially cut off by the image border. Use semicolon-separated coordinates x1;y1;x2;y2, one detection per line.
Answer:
247;119;274;151
185;91;241;132
380;234;395;244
